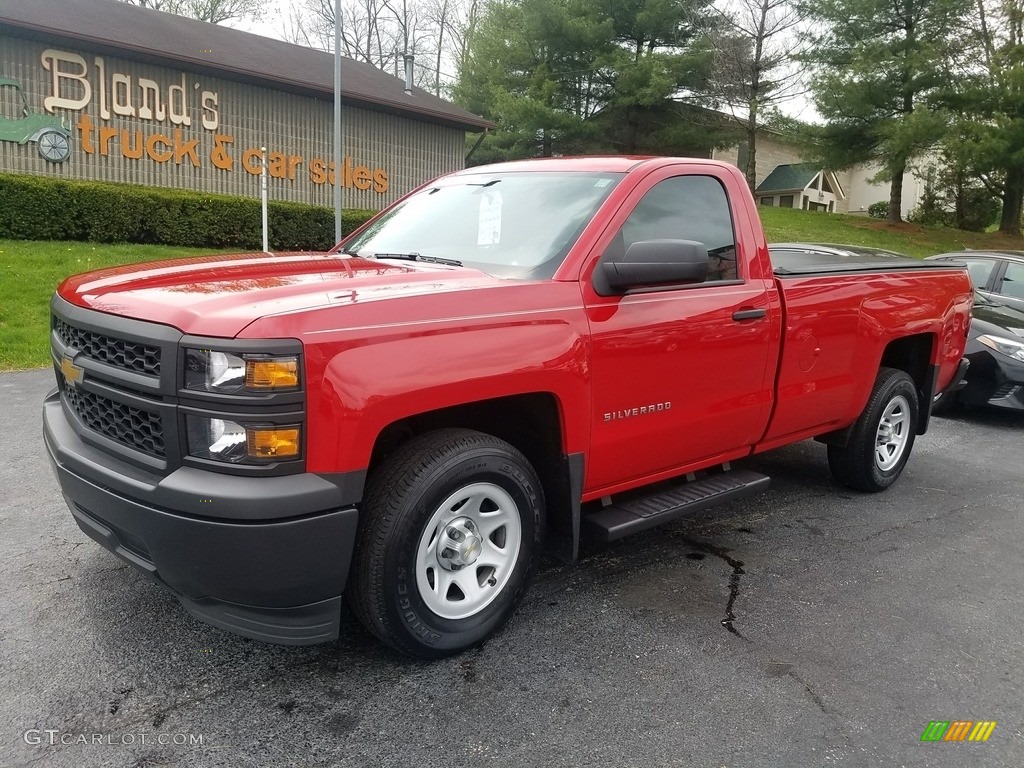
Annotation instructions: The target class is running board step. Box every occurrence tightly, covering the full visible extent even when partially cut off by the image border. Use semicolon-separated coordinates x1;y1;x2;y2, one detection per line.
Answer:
583;469;770;542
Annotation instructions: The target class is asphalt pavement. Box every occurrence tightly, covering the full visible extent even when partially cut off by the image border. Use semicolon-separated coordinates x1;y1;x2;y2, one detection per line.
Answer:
2;367;1022;767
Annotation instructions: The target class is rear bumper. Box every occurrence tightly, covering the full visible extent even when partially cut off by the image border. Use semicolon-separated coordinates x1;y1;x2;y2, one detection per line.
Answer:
44;389;359;645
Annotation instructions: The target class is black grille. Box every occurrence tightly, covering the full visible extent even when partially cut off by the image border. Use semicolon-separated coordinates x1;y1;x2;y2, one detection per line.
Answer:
993;383;1019;399
54;317;161;376
62;383;166;457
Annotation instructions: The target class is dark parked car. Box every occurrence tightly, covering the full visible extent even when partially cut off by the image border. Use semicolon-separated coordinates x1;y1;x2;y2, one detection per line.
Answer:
767;243;1023;413
932;290;1024;412
926;251;1024;313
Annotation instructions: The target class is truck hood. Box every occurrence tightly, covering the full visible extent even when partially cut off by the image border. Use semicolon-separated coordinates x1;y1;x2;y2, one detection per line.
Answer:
57;252;504;337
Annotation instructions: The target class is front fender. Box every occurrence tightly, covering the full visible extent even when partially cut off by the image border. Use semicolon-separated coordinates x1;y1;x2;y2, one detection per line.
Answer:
28;124;69;143
307;317;591;474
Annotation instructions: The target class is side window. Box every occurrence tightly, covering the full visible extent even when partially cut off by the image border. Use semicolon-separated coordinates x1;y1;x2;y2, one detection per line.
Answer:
959;258;996;290
616;175;738;282
999;262;1024;299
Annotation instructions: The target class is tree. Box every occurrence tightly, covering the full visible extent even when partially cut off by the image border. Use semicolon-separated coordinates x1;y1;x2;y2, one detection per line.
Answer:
283;0;481;95
706;0;807;191
454;0;722;162
802;0;973;223
596;0;718;153
938;0;1024;235
119;0;264;24
454;0;614;161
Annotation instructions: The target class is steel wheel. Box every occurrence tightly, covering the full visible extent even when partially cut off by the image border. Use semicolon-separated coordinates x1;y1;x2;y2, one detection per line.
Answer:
414;482;522;620
347;428;544;658
874;395;910;471
827;367;919;493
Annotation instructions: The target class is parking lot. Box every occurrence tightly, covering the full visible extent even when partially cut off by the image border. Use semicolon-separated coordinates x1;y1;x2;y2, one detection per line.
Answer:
2;366;1022;767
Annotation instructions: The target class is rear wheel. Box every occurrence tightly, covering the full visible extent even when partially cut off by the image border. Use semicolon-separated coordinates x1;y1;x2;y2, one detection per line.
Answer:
828;367;919;493
347;428;544;658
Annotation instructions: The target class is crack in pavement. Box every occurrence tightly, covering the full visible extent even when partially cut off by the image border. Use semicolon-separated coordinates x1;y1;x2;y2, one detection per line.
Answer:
845;503;973;544
788;669;829;714
680;536;749;641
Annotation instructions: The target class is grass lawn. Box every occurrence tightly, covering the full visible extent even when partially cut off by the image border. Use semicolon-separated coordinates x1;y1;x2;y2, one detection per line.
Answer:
0;240;230;371
2;207;1022;370
758;206;1024;257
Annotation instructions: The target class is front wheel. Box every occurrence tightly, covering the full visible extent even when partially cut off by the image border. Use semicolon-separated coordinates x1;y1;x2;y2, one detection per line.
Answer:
37;130;70;163
828;367;919;493
347;429;545;658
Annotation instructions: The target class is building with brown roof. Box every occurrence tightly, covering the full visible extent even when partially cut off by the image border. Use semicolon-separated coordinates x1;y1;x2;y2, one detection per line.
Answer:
0;0;489;208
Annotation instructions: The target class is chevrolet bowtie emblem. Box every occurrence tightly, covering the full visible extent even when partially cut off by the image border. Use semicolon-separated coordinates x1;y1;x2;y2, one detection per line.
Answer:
60;355;84;387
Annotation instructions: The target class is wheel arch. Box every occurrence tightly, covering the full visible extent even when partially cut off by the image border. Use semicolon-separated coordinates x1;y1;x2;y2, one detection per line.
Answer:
366;393;584;564
28;125;70;143
817;333;937;448
879;333;937;434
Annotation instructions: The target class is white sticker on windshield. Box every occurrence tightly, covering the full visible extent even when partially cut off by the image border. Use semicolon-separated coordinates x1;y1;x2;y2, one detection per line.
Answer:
478;189;503;245
594;178;612;188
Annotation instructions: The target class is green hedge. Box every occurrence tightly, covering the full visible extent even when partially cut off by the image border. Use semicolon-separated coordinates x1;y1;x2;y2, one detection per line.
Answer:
0;174;377;251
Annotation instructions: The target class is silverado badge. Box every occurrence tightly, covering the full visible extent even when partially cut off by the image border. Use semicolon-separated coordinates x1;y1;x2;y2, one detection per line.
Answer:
60;355;83;387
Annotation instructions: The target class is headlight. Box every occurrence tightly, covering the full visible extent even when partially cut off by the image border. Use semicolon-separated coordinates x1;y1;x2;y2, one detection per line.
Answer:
186;416;301;463
978;334;1024;362
184;349;300;393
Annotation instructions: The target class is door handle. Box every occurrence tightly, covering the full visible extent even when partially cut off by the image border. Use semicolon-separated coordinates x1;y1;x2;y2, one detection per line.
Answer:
732;308;767;322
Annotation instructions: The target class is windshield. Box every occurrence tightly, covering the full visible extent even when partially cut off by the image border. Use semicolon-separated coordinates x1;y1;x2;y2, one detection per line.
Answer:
342;171;623;279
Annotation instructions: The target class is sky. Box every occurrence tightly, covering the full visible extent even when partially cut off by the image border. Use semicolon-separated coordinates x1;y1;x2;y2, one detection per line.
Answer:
233;0;296;43
231;0;822;124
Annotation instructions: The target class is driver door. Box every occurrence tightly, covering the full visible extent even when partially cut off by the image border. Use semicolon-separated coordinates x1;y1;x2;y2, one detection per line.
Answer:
582;166;776;493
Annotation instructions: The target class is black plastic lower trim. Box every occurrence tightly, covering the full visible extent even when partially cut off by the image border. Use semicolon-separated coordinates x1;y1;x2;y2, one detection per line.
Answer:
179;595;343;645
45;389;361;645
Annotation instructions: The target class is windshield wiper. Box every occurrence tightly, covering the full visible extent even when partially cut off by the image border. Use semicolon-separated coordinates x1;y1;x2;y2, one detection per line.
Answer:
371;252;463;267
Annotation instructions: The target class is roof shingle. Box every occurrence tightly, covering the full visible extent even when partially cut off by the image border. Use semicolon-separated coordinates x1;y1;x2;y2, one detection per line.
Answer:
756;163;819;193
0;0;490;131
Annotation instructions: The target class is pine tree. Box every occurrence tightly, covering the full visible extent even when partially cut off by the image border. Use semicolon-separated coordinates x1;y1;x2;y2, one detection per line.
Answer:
453;0;719;162
802;0;972;222
939;0;1024;235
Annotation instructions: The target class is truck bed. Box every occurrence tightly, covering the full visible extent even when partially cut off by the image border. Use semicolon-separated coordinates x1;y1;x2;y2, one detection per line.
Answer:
769;243;963;276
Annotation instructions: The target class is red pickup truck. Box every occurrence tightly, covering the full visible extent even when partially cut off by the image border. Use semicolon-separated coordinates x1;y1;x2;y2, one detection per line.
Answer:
43;157;972;658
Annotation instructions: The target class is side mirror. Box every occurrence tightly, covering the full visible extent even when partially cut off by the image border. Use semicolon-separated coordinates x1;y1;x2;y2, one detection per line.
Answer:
602;239;709;292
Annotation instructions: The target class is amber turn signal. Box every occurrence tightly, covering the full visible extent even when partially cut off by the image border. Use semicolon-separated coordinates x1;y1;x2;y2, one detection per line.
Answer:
246;426;301;458
245;358;299;389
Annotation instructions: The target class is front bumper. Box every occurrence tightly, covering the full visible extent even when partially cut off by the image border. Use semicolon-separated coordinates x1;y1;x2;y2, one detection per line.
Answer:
44;390;359;645
961;349;1024;411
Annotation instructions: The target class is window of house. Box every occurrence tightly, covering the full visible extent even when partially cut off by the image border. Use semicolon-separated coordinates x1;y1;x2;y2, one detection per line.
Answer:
822;174;834;195
780;194;795;208
1000;262;1024;299
615;175;738;282
760;196;774;206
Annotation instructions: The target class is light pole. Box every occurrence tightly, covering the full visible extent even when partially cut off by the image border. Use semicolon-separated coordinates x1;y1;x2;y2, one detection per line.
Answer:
333;0;343;245
260;145;269;253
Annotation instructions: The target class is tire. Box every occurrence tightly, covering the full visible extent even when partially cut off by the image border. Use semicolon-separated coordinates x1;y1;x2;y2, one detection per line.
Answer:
347;428;545;658
827;367;919;493
37;130;70;163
